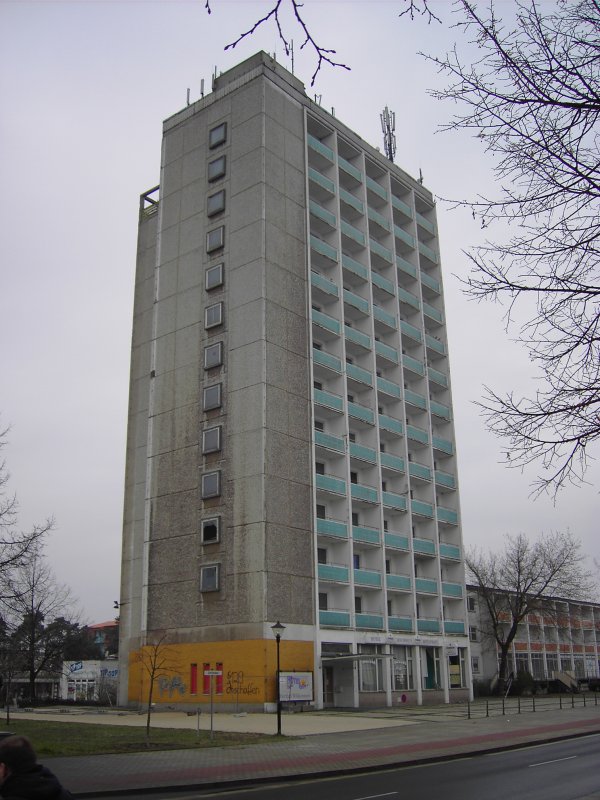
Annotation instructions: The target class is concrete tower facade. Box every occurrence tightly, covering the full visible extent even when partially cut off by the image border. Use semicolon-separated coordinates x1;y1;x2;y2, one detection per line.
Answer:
119;52;470;709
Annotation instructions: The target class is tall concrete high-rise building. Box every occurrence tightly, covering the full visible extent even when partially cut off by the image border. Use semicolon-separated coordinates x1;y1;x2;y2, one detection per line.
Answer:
119;52;470;709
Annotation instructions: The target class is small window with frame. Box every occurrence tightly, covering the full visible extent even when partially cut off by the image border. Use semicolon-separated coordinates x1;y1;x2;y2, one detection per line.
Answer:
201;516;220;544
205;263;224;291
208;122;227;149
205;302;223;329
201;470;221;499
200;563;220;592
207;189;226;217
204;341;223;370
202;425;222;454
206;226;225;253
203;383;222;411
208;154;226;182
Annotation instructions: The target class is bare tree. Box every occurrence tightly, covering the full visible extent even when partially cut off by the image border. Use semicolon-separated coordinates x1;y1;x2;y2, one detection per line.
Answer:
422;0;600;495
467;531;595;692
132;632;181;743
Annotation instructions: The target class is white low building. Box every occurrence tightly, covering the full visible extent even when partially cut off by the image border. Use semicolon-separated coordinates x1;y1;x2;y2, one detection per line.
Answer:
61;660;119;703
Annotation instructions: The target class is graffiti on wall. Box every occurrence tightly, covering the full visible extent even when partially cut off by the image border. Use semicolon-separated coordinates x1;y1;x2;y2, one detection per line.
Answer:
225;670;260;696
157;675;186;697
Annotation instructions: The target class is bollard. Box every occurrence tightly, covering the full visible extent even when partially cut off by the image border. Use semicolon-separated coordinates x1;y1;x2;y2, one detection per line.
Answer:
532;696;535;712
518;697;521;714
560;695;563;710
502;697;505;716
583;693;586;708
486;699;489;718
571;694;575;708
468;700;471;720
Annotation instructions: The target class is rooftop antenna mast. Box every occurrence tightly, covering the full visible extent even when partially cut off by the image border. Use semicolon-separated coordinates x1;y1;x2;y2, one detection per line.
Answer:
380;106;396;163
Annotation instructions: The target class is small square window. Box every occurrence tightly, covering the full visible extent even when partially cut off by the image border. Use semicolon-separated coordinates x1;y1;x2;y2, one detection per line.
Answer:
201;517;220;544
209;122;227;149
205;302;223;329
200;564;220;592
208;154;226;182
205;263;224;291
203;383;222;411
206;226;225;253
201;470;221;499
204;342;223;370
202;425;222;454
207;189;226;217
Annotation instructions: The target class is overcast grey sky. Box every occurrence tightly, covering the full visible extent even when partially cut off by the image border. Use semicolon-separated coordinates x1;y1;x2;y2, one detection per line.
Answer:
1;0;597;623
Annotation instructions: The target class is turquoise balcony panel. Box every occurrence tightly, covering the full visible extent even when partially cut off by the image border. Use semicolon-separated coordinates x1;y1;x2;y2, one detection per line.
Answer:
311;271;339;297
366;175;387;200
313;387;343;412
389;616;413;632
392;195;412;219
310;234;337;263
425;334;446;355
444;620;466;635
428;367;448;388
368;206;391;231
411;499;434;518
409;461;432;481
372;271;395;296
316;473;347;495
308;200;337;228
442;581;463;598
345;325;372;350
343;289;370;315
423;302;443;323
405;389;427;410
308;133;334;162
339;155;363;182
373;305;397;329
416;578;438;594
385;532;410;550
312;308;341;335
369;238;393;264
308;166;335;195
430;400;451;420
380;452;405;472
437;506;459;525
435;470;456;490
314;430;345;453
396;255;418;278
348;401;375;425
352;525;380;545
341;219;366;246
350;482;378;503
339;186;364;214
356;613;385;630
312;347;342;373
432;436;454;455
354;568;382;588
377;376;402;399
342;253;368;280
319;609;350;627
316;517;348;539
386;573;412;591
346;363;373;387
375;340;399;363
439;541;461;560
417;618;441;634
382;491;407;511
398;287;420;310
400;319;422;342
421;271;441;293
394;225;415;249
416;212;436;235
407;425;429;445
413;537;436;555
318;563;349;583
349;442;377;463
418;240;438;263
379;414;404;435
403;354;425;376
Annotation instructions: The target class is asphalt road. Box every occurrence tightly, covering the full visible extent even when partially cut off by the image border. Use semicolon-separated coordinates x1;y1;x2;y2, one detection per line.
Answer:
117;734;600;800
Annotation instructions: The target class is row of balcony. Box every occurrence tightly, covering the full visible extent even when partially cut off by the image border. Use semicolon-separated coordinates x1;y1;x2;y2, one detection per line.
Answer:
318;564;463;597
318;609;465;635
317;519;461;558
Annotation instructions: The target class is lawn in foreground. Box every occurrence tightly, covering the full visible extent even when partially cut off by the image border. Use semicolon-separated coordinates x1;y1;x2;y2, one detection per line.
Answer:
0;720;271;757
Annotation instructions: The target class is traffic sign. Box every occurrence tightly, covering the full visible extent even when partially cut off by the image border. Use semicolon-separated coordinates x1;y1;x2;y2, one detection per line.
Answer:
204;670;222;676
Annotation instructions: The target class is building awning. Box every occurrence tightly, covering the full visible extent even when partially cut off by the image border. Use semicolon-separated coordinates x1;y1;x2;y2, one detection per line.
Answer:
321;654;394;664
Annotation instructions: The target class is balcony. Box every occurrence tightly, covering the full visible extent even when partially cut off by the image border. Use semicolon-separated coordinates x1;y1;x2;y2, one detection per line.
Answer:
319;609;351;628
372;271;395;297
368;206;391;234
405;389;427;411
313;387;343;413
379;414;404;436
428;367;448;388
407;424;429;445
312;347;342;373
375;340;399;365
380;452;405;473
318;562;349;583
421;271;441;294
310;234;337;264
338;155;363;183
385;532;409;550
311;271;339;300
355;612;385;630
392;194;412;220
341;219;366;249
444;619;466;635
354;568;382;588
400;319;422;343
343;288;370;316
346;363;373;388
315;472;347;496
373;305;397;330
339;186;364;215
377;376;402;399
366;175;388;201
417;617;441;634
345;325;372;351
348;401;375;425
349;442;377;464
439;541;461;560
310;199;337;230
411;499;434;518
316;517;348;539
314;429;345;454
389;616;413;632
397;255;418;279
403;354;425;377
382;491;407;511
312;308;341;337
308;133;334;163
342;253;368;282
409;461;432;482
418;240;438;264
308;166;335;197
398;287;421;311
350;481;379;503
416;212;436;236
425;334;446;356
394;224;416;250
437;506;458;525
442;581;463;598
413;537;436;556
352;525;380;545
386;573;412;591
370;237;394;266
430;400;451;420
423;301;443;324
432;436;454;456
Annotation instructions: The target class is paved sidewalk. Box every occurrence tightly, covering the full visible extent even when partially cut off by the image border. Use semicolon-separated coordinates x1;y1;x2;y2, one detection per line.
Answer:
13;703;600;797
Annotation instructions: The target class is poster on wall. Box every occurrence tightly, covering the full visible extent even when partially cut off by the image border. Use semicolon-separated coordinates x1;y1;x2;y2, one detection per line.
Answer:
279;672;313;702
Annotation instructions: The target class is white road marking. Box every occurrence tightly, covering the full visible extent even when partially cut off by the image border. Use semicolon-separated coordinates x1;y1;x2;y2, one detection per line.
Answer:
529;756;577;767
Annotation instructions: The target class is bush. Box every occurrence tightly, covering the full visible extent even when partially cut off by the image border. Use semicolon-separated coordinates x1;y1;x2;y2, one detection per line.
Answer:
511;670;536;696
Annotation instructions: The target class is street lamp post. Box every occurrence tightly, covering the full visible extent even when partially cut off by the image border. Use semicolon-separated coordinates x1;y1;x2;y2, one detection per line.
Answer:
271;621;286;735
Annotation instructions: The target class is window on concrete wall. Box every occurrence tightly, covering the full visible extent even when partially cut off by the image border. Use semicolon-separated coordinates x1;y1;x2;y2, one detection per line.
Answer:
204;302;223;329
201;516;220;544
203;383;222;410
206;226;225;252
208;121;227;149
471;656;480;674
207;189;226;217
200;564;220;592
204;341;223;370
201;471;221;499
318;592;328;610
469;626;478;642
207;155;226;182
205;263;224;291
202;426;222;455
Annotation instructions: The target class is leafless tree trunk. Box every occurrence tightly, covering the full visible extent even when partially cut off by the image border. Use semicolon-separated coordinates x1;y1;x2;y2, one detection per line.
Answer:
132;632;181;744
